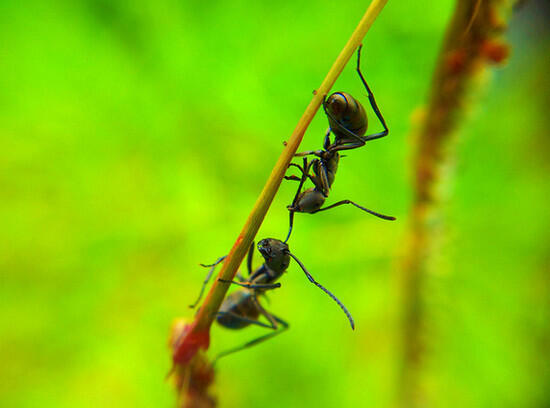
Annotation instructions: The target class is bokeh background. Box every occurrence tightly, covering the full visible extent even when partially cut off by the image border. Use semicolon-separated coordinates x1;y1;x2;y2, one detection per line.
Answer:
1;1;549;407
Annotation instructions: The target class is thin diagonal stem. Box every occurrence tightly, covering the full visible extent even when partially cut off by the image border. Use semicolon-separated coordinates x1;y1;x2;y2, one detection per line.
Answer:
172;3;390;406
190;0;389;335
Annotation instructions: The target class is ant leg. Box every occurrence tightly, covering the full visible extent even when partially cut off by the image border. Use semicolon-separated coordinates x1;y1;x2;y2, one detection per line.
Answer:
287;161;322;189
311;200;396;221
285;158;312;243
294;149;324;158
312;159;330;197
291;158;324;193
328;140;369;153
284;163;316;184
289;158;311;205
288;162;305;173
200;256;226;268
294;150;315;157
284;163;306;182
216;311;275;329
214;313;289;363
189;255;227;308
322;127;332;150
218;279;281;290
247;241;254;276
355;44;389;142
286;251;355;330
285;174;318;186
253;296;279;328
285;210;295;244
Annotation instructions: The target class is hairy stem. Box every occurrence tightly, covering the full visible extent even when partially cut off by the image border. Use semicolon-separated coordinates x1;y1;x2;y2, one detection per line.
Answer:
397;0;512;407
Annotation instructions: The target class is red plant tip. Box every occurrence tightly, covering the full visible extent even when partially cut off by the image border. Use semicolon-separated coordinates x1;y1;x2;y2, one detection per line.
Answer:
480;39;509;65
171;320;210;365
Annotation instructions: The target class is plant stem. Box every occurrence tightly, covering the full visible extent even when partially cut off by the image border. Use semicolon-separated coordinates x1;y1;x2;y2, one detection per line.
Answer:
172;0;389;367
193;0;388;333
197;0;387;330
170;4;390;408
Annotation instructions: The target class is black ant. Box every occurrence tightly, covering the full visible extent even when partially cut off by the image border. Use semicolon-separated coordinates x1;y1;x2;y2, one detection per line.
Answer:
283;45;395;242
324;44;390;152
191;238;354;361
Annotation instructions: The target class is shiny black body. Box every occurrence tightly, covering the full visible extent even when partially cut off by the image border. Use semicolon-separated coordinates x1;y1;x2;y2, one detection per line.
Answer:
192;238;355;360
216;238;289;331
283;46;395;242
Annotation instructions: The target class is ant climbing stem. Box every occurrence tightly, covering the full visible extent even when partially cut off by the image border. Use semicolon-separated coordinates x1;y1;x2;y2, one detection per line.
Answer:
321;44;389;151
185;45;395;365
189;239;355;361
283;45;395;243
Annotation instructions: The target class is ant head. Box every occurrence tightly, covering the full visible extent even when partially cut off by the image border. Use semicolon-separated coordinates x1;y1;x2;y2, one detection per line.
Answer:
257;239;290;271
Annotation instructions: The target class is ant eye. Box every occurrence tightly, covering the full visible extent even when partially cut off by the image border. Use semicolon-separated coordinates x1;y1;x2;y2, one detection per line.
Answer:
257;239;273;259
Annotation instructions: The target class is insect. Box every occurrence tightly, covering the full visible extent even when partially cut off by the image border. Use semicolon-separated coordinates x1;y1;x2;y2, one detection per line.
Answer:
191;238;354;361
283;46;394;242
323;44;389;151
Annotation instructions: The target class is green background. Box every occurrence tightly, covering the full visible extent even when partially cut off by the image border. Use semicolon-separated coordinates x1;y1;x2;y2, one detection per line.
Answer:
1;1;549;407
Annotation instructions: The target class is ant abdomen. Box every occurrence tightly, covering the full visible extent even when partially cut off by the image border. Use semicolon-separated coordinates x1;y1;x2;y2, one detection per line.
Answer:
324;92;368;142
217;291;259;329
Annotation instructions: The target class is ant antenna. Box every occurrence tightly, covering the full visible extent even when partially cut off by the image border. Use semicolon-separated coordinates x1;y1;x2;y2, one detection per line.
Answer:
286;251;355;330
284;212;295;244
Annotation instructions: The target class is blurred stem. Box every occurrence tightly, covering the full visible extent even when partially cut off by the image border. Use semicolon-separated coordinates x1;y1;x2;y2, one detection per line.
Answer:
398;0;512;407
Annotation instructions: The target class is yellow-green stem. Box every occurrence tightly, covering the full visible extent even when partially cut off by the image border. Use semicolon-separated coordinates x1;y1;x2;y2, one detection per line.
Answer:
191;0;389;333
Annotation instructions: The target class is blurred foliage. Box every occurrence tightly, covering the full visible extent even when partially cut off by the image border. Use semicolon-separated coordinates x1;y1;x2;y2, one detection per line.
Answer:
0;1;549;407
